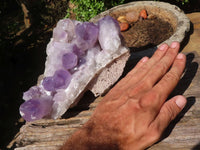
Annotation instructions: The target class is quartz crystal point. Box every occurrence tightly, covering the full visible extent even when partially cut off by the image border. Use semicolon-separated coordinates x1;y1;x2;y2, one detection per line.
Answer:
19;16;129;121
98;16;121;53
42;69;72;91
19;98;53;122
53;19;75;42
75;22;99;50
62;52;78;69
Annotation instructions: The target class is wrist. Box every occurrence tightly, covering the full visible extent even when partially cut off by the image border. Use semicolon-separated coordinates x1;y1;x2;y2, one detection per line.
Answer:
80;120;120;150
61;119;120;150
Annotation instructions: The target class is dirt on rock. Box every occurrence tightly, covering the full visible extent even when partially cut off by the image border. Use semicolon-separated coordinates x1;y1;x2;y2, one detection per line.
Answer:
121;17;174;48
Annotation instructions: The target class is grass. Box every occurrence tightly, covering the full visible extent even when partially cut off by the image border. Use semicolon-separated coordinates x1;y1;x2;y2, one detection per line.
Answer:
65;0;125;21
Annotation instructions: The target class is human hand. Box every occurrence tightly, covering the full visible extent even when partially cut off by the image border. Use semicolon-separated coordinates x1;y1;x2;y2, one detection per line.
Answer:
61;42;187;150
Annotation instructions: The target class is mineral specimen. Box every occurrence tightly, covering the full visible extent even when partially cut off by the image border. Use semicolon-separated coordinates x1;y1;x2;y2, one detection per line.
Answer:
19;16;129;121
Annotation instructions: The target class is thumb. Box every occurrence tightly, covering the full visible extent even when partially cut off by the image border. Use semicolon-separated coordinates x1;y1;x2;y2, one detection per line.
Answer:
152;96;187;133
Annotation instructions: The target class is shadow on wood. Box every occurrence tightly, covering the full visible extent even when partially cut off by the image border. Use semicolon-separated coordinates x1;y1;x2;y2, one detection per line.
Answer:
192;142;200;150
161;96;196;140
170;52;199;96
62;91;96;119
180;21;193;51
159;52;199;141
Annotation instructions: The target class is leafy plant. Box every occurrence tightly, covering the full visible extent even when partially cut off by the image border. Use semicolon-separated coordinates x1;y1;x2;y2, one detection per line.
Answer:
65;0;191;21
154;0;190;5
65;0;125;21
176;0;189;5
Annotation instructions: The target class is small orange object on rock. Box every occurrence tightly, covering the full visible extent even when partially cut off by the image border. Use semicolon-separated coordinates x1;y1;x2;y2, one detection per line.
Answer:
140;9;148;19
119;22;129;31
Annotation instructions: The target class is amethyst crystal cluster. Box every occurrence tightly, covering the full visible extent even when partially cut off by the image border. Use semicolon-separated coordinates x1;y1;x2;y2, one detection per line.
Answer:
19;16;128;121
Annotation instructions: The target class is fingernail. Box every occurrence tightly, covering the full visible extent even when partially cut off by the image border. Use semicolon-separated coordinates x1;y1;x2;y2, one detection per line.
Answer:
170;42;179;48
141;56;149;62
158;43;168;51
175;96;186;109
177;53;185;59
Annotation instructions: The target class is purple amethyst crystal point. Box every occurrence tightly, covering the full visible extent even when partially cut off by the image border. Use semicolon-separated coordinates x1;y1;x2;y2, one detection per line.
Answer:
72;45;85;57
98;16;121;53
53;28;68;42
53;69;71;89
57;19;75;32
19;99;53;122
99;16;120;31
42;76;55;91
75;22;99;50
45;42;73;77
23;86;41;101
62;52;78;69
53;19;75;42
42;69;71;91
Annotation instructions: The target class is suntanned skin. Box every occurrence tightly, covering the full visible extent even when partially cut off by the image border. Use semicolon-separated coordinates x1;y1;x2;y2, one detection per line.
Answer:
60;42;187;150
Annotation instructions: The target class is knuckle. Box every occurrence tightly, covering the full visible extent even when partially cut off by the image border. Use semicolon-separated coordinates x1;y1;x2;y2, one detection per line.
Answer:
169;49;178;57
139;63;150;73
154;49;165;58
165;71;180;82
162;103;177;121
157;62;169;75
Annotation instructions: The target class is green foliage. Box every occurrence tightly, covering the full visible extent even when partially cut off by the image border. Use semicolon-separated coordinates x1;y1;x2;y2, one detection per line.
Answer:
154;0;190;5
65;0;191;21
65;0;125;21
176;0;189;5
